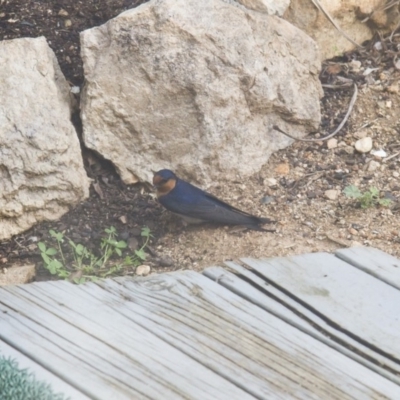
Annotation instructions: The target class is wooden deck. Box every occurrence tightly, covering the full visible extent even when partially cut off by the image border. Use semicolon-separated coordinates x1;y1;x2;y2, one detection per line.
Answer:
1;246;400;399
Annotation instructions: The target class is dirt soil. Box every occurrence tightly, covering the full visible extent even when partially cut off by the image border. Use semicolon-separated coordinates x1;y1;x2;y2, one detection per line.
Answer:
1;0;400;282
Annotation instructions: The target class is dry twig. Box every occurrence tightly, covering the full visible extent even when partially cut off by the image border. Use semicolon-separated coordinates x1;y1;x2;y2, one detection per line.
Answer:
273;84;358;142
309;0;363;48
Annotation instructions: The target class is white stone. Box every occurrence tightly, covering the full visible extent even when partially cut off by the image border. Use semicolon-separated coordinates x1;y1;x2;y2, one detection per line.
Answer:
371;149;387;158
324;190;339;200
349;60;361;72
393;171;400;178
355;137;373;153
236;0;289;15
0;37;90;240
327;138;338;149
284;0;384;60
80;0;322;186
264;177;278;186
136;265;151;276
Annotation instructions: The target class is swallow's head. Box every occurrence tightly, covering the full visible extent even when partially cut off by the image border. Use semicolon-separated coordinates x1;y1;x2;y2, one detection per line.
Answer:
153;169;177;196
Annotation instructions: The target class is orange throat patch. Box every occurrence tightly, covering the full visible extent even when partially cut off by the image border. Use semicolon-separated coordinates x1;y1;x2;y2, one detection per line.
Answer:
156;179;176;197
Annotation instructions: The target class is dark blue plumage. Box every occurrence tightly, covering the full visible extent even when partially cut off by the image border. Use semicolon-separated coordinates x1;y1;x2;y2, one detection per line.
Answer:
153;169;274;230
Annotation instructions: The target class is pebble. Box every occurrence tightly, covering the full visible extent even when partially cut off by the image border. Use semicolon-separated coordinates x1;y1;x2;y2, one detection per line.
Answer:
58;9;69;17
324;189;339;200
371;149;387;158
355;137;372;153
327;138;337;149
275;163;290;176
128;237;139;251
64;19;72;28
393;171;400;178
260;196;274;204
348;228;358;236
349;60;361;72
136;265;151;276
367;160;380;172
264;178;277;187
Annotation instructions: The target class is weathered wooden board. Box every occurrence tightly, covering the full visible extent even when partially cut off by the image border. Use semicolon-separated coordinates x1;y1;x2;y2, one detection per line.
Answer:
1;262;399;399
0;281;253;400
240;252;400;368
103;272;400;399
0;339;89;400
336;246;400;290
203;265;400;385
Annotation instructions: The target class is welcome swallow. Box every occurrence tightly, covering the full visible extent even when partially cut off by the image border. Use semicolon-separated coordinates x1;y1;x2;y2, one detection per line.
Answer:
153;169;274;231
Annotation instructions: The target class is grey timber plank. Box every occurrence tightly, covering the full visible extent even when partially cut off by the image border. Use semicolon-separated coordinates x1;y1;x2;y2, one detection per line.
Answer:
335;246;400;290
0;282;255;400
203;265;400;385
99;272;400;399
0;340;89;400
240;252;400;366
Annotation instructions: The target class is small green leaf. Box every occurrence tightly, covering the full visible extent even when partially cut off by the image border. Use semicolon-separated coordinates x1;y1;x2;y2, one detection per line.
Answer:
116;240;127;249
50;230;64;242
38;242;47;252
378;198;392;207
75;244;85;255
343;185;362;199
47;259;63;274
135;249;147;261
141;227;151;237
41;253;51;265
115;248;122;257
45;247;58;256
369;187;379;197
105;226;116;234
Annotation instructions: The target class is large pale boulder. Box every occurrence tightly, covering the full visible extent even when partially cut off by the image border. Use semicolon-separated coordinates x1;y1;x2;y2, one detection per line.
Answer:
81;0;322;186
0;37;90;240
284;0;386;60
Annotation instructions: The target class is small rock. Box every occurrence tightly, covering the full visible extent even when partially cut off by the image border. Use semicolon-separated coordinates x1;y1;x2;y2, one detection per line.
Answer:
71;86;80;94
371;149;387;158
260;196;274;204
275;163;290;176
367;160;380;172
386;101;392;108
155;256;174;267
58;9;69;17
395;59;400;70
264;177;277;187
327;138;338;149
64;19;72;28
128;237;139;251
349;60;361;72
130;227;142;237
373;42;382;51
343;146;354;155
348;228;358;235
355;137;372;153
393;171;400;178
0;264;35;286
324;189;339;200
119;215;127;224
136;265;151;276
350;241;363;247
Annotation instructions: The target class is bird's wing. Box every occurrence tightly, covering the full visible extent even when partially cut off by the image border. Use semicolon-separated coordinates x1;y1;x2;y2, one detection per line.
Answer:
168;191;265;225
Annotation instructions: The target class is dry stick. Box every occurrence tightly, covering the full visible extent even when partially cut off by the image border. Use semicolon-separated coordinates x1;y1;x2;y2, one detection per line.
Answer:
309;0;363;48
273;83;358;143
